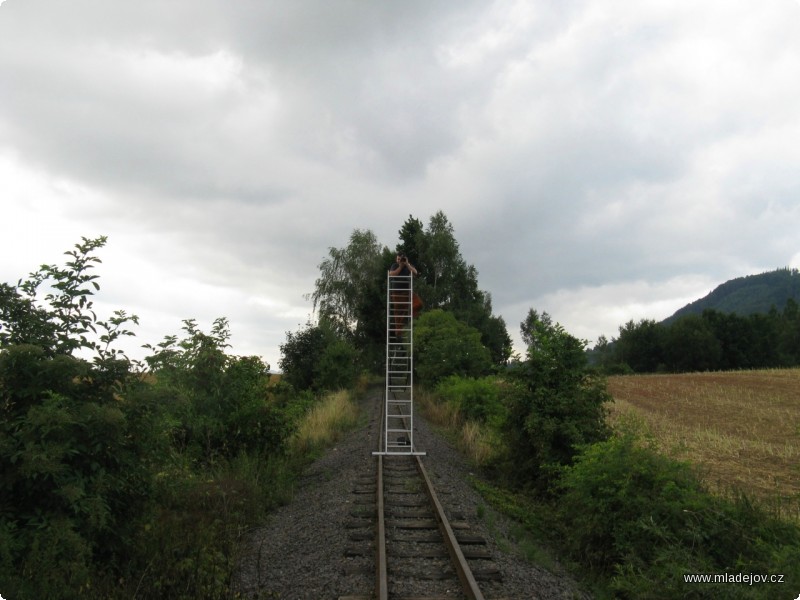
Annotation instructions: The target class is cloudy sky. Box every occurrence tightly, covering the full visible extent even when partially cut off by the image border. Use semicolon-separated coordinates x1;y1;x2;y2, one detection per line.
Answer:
2;0;800;369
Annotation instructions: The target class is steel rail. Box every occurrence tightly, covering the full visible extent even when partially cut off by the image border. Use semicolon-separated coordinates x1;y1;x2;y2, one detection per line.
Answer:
374;384;486;600
416;455;486;600
375;453;388;600
375;394;389;600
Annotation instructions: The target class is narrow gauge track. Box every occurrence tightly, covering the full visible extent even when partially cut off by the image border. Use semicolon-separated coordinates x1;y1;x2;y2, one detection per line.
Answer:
340;385;502;600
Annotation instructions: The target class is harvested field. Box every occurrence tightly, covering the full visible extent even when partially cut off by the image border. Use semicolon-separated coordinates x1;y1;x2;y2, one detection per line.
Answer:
607;369;800;517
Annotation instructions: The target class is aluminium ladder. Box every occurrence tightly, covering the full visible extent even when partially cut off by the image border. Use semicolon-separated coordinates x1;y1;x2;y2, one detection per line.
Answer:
374;273;425;456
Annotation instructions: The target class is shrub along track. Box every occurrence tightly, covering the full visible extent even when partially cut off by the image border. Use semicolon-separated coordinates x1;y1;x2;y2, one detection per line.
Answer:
233;385;590;599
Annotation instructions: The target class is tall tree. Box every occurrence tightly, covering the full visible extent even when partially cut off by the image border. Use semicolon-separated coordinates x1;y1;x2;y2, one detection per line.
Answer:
308;213;513;372
396;212;512;365
310;229;385;336
397;215;425;272
521;309;554;351
420;211;462;307
613;319;665;372
662;314;722;372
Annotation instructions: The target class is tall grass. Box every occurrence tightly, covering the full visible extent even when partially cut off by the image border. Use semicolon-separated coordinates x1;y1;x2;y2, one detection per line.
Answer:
418;387;499;467
291;389;360;455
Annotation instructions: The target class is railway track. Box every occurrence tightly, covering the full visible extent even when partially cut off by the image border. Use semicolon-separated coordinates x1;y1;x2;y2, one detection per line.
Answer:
339;384;503;600
232;383;588;599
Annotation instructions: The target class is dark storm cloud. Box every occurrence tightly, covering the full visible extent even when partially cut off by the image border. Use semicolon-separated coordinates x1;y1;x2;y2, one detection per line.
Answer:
2;0;800;364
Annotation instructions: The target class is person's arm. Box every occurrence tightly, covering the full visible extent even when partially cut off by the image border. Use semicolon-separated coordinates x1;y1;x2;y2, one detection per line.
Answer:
406;262;418;276
388;263;402;276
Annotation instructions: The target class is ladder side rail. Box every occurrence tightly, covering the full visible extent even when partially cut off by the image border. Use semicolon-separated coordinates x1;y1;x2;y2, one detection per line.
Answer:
407;276;414;450
384;271;391;453
378;273;421;456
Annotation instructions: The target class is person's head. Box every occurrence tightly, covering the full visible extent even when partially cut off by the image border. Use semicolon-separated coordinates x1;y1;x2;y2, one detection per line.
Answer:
397;253;407;263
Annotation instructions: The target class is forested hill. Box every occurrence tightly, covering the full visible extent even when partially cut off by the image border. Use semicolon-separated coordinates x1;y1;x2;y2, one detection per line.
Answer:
663;267;800;324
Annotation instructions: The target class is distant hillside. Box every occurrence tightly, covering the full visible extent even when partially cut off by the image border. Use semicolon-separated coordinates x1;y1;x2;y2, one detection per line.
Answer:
663;267;800;324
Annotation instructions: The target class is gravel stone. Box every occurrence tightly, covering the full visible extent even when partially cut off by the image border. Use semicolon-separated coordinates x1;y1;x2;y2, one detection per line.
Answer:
233;386;592;600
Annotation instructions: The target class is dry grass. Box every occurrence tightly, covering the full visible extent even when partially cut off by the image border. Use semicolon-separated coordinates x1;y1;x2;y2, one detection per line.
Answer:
418;388;460;428
607;368;800;513
291;390;360;454
459;420;498;466
418;389;498;467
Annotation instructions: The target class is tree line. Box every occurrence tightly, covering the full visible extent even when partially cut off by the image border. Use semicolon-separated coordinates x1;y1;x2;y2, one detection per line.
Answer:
592;300;800;373
280;211;512;390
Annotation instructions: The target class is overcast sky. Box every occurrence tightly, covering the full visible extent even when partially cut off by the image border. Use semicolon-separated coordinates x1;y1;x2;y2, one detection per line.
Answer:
2;0;800;370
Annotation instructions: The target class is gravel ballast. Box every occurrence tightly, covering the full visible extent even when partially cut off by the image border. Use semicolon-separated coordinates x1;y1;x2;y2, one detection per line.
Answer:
233;386;592;599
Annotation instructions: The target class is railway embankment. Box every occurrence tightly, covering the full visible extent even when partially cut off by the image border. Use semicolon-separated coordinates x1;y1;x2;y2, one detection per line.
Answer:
233;386;590;599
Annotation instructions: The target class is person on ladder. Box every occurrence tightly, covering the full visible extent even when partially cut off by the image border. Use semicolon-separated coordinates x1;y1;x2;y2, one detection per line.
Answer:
388;253;421;341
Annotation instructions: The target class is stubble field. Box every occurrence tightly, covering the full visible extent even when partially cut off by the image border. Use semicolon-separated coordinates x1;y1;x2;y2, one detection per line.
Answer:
607;368;800;518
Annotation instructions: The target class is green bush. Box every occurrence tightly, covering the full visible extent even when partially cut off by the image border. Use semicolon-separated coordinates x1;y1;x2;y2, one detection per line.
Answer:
434;375;510;427
0;238;167;598
131;472;256;600
279;319;359;392
557;430;800;598
0;237;307;599
145;319;294;464
502;311;610;490
316;338;359;391
0;518;97;600
414;309;492;385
